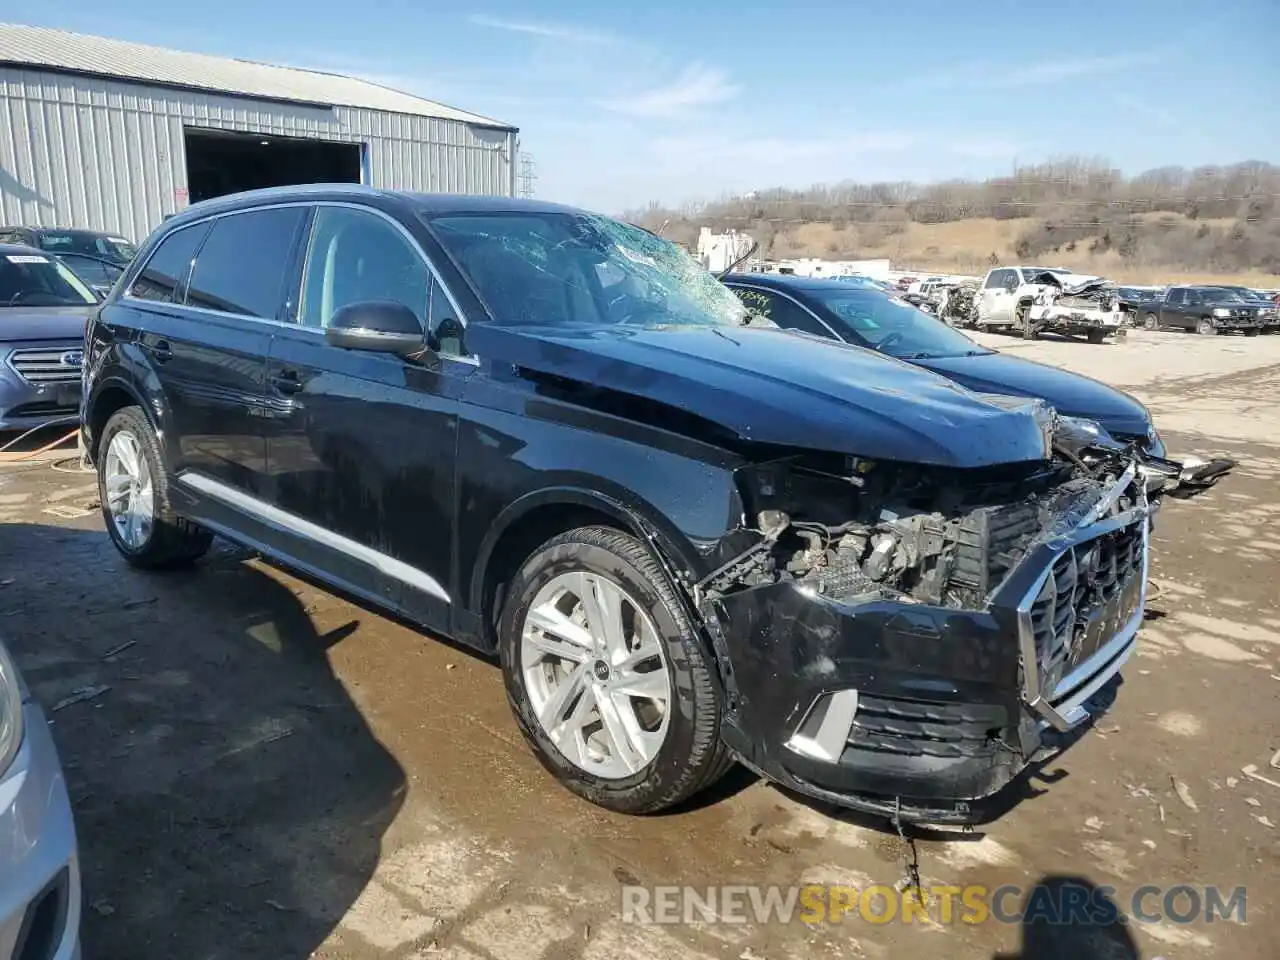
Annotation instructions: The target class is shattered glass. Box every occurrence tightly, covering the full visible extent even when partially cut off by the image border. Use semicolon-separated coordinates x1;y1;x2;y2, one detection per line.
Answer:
425;211;749;329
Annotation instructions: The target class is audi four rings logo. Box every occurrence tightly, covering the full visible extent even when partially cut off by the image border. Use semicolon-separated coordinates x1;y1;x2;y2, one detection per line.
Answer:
60;350;84;369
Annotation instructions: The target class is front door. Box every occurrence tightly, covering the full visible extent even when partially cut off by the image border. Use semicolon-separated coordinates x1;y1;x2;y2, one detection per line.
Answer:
263;203;469;631
979;269;1012;324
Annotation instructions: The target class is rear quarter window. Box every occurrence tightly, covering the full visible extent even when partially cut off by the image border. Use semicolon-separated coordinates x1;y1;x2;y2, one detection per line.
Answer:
130;222;211;303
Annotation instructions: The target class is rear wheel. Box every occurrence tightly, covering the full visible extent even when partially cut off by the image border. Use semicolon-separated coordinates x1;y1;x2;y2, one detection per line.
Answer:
1143;312;1159;330
498;525;731;814
1087;329;1107;344
97;407;212;568
1245;327;1261;337
1195;317;1218;336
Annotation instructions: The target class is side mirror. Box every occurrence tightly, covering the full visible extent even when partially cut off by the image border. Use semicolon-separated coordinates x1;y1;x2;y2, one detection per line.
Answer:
324;301;427;357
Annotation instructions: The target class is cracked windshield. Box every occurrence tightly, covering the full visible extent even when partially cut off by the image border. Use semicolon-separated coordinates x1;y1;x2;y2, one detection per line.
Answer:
427;212;749;328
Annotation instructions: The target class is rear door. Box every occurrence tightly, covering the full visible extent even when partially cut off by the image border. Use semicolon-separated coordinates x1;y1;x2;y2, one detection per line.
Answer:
132;205;306;496
262;203;469;630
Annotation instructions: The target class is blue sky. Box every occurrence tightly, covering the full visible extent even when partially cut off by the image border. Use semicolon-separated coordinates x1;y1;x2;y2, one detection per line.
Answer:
18;0;1280;212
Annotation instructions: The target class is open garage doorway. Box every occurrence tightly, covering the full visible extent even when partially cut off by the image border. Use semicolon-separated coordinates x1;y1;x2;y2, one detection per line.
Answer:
183;127;363;203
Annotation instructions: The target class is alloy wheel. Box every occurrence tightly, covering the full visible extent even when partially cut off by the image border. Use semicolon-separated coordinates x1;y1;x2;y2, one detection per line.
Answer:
103;430;155;549
520;570;672;779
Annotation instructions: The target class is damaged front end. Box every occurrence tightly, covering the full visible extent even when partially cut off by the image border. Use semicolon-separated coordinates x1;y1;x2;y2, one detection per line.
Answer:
699;409;1154;823
1027;272;1126;338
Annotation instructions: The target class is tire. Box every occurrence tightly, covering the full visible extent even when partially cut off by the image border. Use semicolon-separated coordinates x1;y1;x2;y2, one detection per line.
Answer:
498;525;731;814
1196;317;1218;336
1143;312;1159;331
1245;327;1261;337
97;406;213;568
1016;303;1038;340
1086;329;1107;344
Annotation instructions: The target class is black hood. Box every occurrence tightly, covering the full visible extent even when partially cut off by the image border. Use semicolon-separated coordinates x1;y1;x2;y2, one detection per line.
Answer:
916;352;1152;437
468;323;1054;468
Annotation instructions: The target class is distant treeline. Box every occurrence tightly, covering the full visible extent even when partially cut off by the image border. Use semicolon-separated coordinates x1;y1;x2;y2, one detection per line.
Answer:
626;158;1280;274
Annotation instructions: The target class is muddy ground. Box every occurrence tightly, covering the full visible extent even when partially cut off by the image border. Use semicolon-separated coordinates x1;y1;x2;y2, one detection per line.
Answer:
1;329;1278;959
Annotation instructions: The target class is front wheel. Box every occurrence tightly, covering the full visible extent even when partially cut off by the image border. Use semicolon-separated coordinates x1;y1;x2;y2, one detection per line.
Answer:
498;525;731;814
1196;317;1218;336
97;406;213;568
1143;312;1159;331
1087;329;1107;344
1017;304;1039;340
1245;327;1261;337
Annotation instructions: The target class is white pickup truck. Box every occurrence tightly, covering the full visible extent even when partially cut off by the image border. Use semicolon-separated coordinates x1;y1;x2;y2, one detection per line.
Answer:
974;266;1126;343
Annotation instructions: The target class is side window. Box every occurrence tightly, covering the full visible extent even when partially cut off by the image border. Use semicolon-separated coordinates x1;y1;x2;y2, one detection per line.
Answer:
984;270;1006;289
299;206;429;329
186;208;304;318
730;287;829;337
130;222;211;303
730;286;775;318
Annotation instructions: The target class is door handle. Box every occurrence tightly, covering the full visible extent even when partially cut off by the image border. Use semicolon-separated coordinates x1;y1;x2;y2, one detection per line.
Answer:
151;339;172;362
271;370;303;394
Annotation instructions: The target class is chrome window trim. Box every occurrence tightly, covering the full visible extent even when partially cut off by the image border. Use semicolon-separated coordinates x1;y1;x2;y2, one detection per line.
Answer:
121;199;477;362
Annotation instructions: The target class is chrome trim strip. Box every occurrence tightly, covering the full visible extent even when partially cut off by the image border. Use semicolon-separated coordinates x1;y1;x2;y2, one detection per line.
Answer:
784;689;860;762
178;472;451;604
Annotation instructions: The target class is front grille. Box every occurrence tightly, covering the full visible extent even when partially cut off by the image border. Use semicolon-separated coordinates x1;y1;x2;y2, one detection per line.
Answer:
1058;295;1106;310
846;694;1006;759
1029;520;1144;689
8;348;81;384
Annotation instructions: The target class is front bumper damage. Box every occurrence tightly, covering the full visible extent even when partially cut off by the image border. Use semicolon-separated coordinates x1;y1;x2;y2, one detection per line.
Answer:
702;453;1157;824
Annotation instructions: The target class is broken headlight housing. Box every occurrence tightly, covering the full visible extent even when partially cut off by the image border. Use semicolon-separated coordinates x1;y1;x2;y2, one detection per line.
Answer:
0;640;25;778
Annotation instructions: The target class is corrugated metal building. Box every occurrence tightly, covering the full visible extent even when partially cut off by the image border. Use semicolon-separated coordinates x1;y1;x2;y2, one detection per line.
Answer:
0;22;519;244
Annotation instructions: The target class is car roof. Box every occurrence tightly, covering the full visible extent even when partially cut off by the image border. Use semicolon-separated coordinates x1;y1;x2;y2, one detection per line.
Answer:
721;272;881;293
1;225;121;238
163;184;589;232
0;241;50;255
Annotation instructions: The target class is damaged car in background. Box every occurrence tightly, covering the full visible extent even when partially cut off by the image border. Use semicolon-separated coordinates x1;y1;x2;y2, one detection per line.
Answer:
975;266;1126;343
84;189;1227;827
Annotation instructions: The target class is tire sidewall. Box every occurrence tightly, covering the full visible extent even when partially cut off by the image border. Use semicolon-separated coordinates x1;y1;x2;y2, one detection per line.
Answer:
97;409;159;559
498;535;712;809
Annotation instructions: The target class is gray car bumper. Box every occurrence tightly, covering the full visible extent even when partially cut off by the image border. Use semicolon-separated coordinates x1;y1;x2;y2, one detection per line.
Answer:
0;342;84;432
0;701;81;960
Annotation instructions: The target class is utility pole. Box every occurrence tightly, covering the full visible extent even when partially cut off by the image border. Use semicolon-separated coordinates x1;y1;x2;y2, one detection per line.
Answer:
519;154;537;199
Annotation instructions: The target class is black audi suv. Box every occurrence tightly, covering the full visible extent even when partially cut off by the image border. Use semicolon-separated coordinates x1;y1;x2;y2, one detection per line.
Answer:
83;185;1181;822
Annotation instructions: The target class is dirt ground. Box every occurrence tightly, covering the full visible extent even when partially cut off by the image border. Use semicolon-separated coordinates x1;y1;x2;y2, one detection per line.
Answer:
2;328;1278;960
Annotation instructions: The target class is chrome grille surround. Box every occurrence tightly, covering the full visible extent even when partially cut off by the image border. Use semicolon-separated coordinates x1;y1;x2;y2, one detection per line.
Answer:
1015;465;1150;732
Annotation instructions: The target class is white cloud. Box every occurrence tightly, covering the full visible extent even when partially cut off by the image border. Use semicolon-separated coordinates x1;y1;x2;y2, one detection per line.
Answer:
599;65;740;118
886;50;1169;93
468;14;617;45
1115;95;1177;127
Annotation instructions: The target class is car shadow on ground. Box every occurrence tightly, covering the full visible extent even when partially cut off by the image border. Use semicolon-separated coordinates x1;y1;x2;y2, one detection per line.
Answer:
0;522;405;960
991;875;1138;960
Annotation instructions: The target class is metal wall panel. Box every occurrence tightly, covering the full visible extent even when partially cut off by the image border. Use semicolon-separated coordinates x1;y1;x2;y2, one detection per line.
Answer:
0;66;517;242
